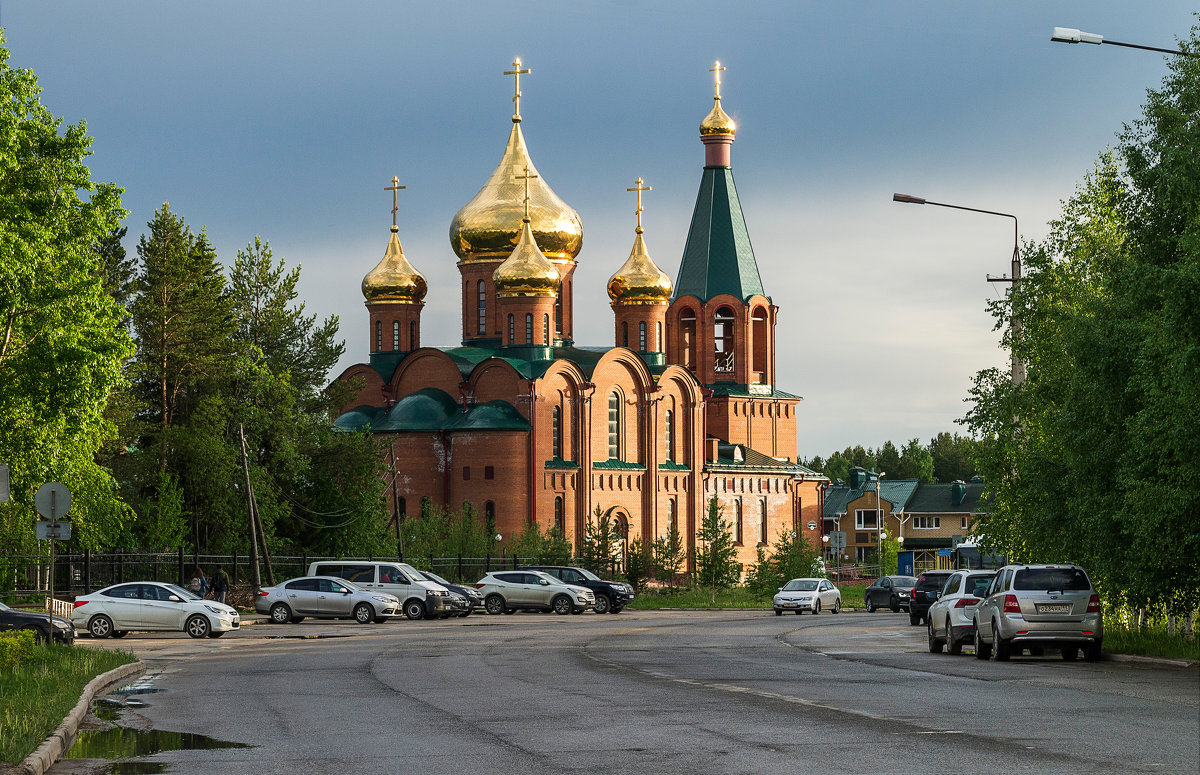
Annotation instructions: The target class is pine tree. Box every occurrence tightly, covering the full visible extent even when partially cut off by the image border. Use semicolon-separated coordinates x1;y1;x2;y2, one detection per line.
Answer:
694;496;739;603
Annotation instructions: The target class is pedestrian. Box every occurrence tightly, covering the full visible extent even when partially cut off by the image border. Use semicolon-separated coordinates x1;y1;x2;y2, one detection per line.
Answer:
189;567;209;598
212;567;230;604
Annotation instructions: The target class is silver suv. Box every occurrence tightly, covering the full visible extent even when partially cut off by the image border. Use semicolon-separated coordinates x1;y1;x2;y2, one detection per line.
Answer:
973;564;1102;662
476;571;595;615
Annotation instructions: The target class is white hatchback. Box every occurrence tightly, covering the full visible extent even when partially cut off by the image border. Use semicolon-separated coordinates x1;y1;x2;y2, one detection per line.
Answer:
72;581;240;639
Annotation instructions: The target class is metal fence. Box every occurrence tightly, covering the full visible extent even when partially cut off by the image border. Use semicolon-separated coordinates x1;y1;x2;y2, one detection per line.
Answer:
0;550;624;602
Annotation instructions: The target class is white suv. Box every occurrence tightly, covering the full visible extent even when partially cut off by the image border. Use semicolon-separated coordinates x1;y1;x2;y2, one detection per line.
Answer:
926;569;996;655
476;571;595;615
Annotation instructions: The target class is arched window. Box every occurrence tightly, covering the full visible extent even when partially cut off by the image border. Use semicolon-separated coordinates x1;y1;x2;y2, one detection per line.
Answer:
477;281;487;335
664;409;674;462
543;314;550;345
607;391;621;460
714;306;735;373
759;499;768;545
734;500;743;545
680;309;697;369
525;313;533;344
656;321;663;352
639;321;646;351
621;321;629;347
554;496;564;534
555;292;563;335
667;499;676;533
552;406;562;459
392;321;399;350
485;501;496;533
507;314;515;345
397;497;406;518
752;307;768;383
409;320;416;350
375;320;382;351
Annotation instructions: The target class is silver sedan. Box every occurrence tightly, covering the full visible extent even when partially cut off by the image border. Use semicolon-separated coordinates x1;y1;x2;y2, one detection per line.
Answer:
773;578;842;615
255;576;402;624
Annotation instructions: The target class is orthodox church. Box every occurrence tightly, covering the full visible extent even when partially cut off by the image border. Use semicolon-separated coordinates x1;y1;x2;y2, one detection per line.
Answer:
333;61;828;569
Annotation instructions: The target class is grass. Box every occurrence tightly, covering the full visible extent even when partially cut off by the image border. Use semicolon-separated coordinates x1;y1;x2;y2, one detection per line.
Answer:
630;583;873;610
1102;624;1200;661
0;645;136;766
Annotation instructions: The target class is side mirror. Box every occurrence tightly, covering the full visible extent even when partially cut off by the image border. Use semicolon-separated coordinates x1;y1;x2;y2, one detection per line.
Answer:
168;595;182;602
777;587;784;592
540;579;550;586
341;588;351;594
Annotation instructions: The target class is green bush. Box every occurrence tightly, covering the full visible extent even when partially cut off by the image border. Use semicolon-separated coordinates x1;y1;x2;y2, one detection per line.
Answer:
0;629;36;669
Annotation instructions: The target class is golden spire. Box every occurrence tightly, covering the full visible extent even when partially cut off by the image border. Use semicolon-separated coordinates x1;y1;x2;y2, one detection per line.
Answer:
492;169;561;298
608;178;672;305
362;176;427;304
700;59;737;136
504;57;531;124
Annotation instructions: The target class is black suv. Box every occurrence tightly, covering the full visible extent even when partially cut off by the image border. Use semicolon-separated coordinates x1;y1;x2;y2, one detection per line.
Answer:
909;570;955;626
521;566;635;614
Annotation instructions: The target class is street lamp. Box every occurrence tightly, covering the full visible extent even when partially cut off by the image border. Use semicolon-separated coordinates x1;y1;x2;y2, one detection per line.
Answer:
875;471;886;573
1051;27;1199;58
892;193;1024;384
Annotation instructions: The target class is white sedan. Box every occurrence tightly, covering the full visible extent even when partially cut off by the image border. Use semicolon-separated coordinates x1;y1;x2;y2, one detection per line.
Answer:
773;578;842;615
72;581;240;639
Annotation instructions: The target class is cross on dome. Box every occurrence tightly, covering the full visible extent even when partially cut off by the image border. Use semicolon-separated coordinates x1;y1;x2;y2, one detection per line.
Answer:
504;57;531;123
385;176;406;231
709;60;726;100
627;177;651;233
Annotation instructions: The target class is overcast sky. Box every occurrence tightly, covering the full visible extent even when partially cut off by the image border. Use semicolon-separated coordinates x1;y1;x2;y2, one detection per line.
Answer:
5;2;1195;459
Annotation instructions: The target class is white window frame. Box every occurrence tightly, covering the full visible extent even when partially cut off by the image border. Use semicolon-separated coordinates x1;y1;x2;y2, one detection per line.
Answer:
913;515;941;530
854;509;879;529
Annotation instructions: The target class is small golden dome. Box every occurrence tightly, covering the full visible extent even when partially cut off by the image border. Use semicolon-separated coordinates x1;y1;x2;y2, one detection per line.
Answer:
608;231;671;305
362;229;427;303
449;122;583;263
700;97;736;136
493;219;561;297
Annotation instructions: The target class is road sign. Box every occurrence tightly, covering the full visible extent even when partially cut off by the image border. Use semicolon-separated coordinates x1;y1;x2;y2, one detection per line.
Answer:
828;530;846;552
35;482;71;519
0;463;8;503
36;521;72;540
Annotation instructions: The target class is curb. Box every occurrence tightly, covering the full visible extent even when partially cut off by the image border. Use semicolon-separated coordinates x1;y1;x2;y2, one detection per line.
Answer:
1105;652;1198;669
6;659;146;775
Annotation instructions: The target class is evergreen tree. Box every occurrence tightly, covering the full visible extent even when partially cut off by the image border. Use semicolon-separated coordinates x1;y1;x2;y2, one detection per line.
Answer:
580;506;622;573
928;432;976;482
897;438;935;483
746;528;822;598
694;496;739;602
653;513;686;583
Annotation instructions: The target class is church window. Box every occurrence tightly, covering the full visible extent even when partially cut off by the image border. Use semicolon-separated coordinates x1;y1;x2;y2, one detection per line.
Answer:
607;391;622;460
463;467;470;480
525;313;533;344
759;499;768;545
554;497;564;534
622;322;629;348
751;307;768;383
664;409;674;462
555;293;563;335
392;321;399;350
410;321;416;350
485;501;495;527
734;501;743;545
375;321;382;351
552;406;562;459
680;310;697;369
714;306;735;373
543;314;549;344
477;281;486;335
507;314;515;345
485;466;494;480
639;322;646;351
656;322;662;352
667;499;676;533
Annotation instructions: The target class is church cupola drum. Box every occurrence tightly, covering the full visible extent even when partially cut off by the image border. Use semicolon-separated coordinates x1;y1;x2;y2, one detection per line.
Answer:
608;178;671;359
449;59;584;346
362;176;427;355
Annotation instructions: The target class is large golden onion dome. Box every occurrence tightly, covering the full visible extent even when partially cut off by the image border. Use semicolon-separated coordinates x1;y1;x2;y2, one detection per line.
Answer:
449;122;584;263
362;229;427;303
493;218;562;297
700;97;736;136
608;231;671;305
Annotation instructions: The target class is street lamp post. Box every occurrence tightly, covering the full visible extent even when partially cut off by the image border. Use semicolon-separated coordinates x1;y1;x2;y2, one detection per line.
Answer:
1051;27;1199;58
875;471;886;574
892;193;1024;384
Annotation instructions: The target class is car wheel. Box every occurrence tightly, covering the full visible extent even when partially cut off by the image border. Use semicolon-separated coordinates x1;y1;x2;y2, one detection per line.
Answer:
889;597;900;613
812;600;821;615
290;616;305;624
484;595;506;615
354;603;374;624
866;600;876;613
974;625;991;659
110;631;128;639
552;595;573;615
991;629;1011;661
207;631;225;638
774;609;782;616
185;614;210;639
20;625;47;645
1061;646;1079;661
945;618;962;655
1084;642;1102;662
502;608;516;615
270;603;292;624
593;594;612;615
404;599;426;620
831;598;841;614
89;615;114;639
909;611;922;626
610;607;624;614
928;621;944;653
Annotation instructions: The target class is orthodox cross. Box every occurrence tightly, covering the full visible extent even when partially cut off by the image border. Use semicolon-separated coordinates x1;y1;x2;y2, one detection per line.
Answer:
504;57;531;121
515;165;538;220
709;60;726;99
384;176;405;230
627;177;651;233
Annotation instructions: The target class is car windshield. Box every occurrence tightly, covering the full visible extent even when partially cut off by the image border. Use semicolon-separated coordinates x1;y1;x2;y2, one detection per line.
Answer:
782;580;819;592
424;571;451;586
397;562;425;580
1013;568;1090;591
166;584;200;600
0;601;10;612
575;567;602;581
965;573;995;596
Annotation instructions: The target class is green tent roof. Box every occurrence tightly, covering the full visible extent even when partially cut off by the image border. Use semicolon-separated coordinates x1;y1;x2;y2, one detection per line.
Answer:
673;166;765;303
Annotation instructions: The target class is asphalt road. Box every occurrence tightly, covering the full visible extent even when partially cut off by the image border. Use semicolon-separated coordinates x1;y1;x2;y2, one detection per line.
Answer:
59;610;1200;775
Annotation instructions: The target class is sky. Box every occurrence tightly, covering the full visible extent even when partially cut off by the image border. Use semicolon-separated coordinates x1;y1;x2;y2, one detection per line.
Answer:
4;1;1195;459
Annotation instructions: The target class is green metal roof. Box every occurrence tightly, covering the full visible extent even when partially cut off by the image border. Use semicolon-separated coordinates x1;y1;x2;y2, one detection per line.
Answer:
822;479;921;519
706;383;802;400
592;459;647;471
706;439;800;473
673;166;765;303
375;388;458;431
905;482;987;514
442;400;531;431
332;405;382;432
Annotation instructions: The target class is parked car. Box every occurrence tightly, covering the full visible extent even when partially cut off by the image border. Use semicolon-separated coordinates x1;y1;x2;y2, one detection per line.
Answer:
863;576;918;613
908;570;956;626
307;560;462;620
926;569;997;654
417;570;483;617
475;570;595;615
256;576;402;624
973;564;1103;662
520;565;634;614
0;600;75;645
72;582;240;639
773;578;841;615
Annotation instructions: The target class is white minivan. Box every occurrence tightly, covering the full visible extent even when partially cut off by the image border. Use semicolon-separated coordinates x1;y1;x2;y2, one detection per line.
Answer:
306;560;466;620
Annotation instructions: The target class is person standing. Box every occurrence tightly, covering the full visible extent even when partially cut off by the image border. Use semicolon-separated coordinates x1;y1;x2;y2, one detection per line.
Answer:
212;567;230;604
189;567;209;598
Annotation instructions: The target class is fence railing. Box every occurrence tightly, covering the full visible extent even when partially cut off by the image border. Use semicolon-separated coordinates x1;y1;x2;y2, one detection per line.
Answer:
0;550;624;601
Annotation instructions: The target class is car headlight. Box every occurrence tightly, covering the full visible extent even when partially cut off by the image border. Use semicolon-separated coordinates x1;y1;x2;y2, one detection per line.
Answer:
429;589;448;597
204;605;224;614
372;595;393;603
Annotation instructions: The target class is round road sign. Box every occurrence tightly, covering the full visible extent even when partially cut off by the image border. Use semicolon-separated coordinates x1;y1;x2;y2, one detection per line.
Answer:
35;482;71;519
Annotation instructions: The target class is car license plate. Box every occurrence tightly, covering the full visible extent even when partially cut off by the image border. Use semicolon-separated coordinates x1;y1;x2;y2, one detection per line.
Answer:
1037;603;1071;614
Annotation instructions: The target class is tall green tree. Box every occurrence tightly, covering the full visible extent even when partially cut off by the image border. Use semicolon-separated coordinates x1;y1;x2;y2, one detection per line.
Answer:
897;438;935;483
0;38;133;553
746;527;822;598
928;433;976;483
580;506;622;573
694;496;739;602
653;513;686;583
876;440;901;479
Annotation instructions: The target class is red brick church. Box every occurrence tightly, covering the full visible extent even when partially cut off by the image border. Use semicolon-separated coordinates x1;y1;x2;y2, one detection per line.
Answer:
333;61;827;568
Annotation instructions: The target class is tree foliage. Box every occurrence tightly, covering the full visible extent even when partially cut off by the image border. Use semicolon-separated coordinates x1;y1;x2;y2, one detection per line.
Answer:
746;527;822;598
694;496;740;601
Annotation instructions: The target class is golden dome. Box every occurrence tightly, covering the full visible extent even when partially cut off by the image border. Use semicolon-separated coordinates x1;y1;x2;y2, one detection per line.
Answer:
700;97;736;136
493;219;562;297
361;229;427;303
449;122;584;263
608;231;671;305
